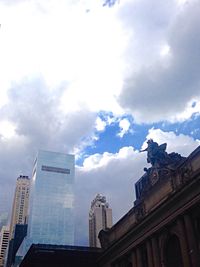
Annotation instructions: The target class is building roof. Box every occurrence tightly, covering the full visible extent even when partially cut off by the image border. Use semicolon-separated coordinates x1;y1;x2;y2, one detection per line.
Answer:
20;244;102;267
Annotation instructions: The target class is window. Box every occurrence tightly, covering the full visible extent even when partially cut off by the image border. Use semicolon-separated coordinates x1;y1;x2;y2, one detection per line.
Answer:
41;165;70;174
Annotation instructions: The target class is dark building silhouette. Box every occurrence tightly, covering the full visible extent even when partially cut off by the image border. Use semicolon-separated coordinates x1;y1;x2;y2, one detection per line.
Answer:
20;244;101;267
6;224;27;267
20;142;200;267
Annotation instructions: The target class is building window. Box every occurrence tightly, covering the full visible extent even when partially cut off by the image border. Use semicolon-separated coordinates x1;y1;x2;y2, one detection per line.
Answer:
41;165;70;174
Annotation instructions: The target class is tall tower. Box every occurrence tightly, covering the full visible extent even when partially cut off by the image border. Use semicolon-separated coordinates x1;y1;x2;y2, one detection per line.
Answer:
27;150;75;246
0;226;9;267
89;194;112;248
9;176;30;239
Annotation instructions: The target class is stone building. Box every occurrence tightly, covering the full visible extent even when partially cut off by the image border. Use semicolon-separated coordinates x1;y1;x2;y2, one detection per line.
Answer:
98;141;200;267
89;194;112;248
9;175;30;240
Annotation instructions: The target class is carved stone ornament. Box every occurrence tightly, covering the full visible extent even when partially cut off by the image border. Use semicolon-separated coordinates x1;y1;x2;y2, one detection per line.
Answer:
135;203;146;221
180;164;193;184
98;229;110;249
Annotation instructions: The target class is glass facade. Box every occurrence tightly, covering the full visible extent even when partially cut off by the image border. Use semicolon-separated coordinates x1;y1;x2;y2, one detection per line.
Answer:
27;150;75;246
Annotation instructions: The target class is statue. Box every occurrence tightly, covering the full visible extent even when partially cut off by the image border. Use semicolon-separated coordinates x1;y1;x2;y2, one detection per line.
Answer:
135;140;186;200
140;139;185;168
140;139;168;167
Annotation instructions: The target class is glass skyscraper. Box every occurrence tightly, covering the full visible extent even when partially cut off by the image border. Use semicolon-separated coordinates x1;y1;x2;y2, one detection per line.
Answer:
27;150;75;246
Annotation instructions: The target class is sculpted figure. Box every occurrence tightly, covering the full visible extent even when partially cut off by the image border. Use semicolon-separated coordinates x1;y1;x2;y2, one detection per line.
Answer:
140;139;169;167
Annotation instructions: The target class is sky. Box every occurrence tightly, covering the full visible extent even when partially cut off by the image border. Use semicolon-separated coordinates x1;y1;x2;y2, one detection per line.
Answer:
0;0;200;245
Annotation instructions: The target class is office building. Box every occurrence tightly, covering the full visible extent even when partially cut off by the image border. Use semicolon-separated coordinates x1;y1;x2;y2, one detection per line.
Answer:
9;176;30;240
0;226;9;267
27;150;75;246
14;150;75;265
89;194;112;248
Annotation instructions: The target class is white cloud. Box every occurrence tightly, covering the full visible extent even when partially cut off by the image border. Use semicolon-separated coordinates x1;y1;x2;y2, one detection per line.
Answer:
143;128;200;156
95;117;107;132
118;0;200;123
176;0;193;7
1;0;198;125
0;120;16;139
0;0;125;115
117;118;131;137
82;146;136;169
160;44;171;57
75;146;145;244
172;99;200;122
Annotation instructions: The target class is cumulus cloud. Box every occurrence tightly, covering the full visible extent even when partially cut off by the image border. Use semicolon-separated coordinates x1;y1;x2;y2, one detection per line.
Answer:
75;146;145;245
0;0;124;115
0;120;16;139
117;0;178;72
95;117;107;132
117;118;131;138
118;0;200;123
3;77;97;151
144;128;200;156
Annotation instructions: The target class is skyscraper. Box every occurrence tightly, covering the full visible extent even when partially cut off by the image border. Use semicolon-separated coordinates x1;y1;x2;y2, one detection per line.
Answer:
27;150;75;246
89;194;112;248
9;176;30;239
0;226;9;267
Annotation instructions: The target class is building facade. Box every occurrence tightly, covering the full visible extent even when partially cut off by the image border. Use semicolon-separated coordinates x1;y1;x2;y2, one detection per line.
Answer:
0;226;9;267
27;150;75;246
98;142;200;267
9;176;30;240
89;194;112;248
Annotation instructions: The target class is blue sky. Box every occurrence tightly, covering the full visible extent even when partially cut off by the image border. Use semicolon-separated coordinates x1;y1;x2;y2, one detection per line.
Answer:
79;111;200;163
0;0;200;245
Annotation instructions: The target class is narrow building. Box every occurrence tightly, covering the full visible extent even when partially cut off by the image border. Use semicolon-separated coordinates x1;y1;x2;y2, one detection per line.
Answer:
0;226;9;267
89;194;112;248
9;176;30;240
